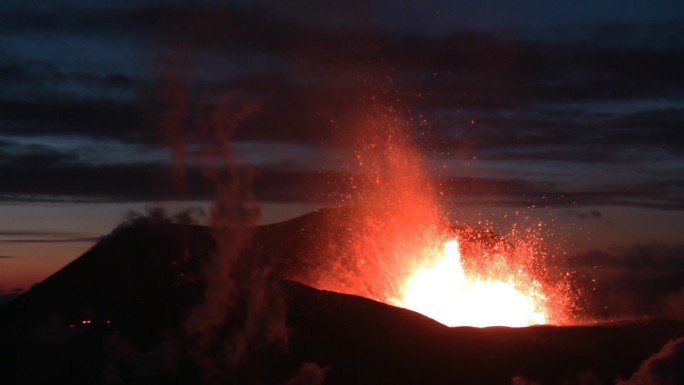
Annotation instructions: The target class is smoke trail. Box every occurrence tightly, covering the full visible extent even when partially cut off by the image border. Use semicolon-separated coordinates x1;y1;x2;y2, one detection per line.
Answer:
618;337;684;385
160;82;288;381
280;362;329;385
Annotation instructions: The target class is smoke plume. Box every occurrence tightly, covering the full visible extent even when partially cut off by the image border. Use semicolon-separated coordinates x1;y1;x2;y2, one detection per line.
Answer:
618;337;684;385
161;80;288;381
280;362;329;385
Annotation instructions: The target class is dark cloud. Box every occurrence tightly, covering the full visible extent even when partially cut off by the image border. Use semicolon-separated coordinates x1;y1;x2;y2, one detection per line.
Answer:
3;4;684;98
0;255;15;259
0;230;98;244
0;62;136;92
0;100;155;143
565;209;604;220
0;230;92;237
0;230;99;244
0;163;180;202
0;1;682;210
0;142;79;168
0;151;682;210
0;5;295;51
569;242;684;283
621;243;684;273
0;238;99;244
564;243;684;321
450;108;684;155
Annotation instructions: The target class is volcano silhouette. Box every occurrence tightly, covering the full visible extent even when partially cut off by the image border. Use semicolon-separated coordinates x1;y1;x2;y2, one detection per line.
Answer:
1;208;683;385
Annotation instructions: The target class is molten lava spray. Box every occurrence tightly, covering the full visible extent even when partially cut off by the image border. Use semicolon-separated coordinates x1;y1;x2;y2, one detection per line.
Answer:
299;100;444;304
397;240;546;327
302;94;571;327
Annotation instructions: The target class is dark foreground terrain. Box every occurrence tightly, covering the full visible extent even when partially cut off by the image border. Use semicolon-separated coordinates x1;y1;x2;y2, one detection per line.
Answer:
1;209;683;385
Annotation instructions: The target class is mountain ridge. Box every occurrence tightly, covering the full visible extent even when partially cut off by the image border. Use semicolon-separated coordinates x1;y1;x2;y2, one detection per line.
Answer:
1;208;683;384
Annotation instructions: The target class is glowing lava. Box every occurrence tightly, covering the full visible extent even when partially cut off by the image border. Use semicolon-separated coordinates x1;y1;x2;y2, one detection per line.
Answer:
294;100;572;327
396;240;547;327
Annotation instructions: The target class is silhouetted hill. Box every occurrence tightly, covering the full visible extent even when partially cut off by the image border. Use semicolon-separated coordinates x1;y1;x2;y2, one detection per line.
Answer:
285;283;684;385
1;208;683;385
0;220;214;384
0;291;21;309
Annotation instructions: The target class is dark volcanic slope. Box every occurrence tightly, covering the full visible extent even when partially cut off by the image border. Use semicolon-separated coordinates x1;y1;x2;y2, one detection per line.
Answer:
0;209;683;385
286;281;684;385
0;220;214;384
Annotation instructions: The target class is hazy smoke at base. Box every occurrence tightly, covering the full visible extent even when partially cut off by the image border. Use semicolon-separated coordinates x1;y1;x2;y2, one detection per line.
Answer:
280;362;329;385
510;337;684;385
511;376;541;385
618;337;684;385
101;333;177;384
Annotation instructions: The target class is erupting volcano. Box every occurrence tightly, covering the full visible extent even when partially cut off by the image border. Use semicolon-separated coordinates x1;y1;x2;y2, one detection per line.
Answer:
293;99;572;327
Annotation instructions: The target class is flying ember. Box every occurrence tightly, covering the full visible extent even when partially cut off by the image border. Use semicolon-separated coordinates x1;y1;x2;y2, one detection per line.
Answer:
395;240;547;327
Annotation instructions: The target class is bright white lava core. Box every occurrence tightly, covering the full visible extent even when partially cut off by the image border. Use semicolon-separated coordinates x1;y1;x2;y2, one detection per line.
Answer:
397;240;546;327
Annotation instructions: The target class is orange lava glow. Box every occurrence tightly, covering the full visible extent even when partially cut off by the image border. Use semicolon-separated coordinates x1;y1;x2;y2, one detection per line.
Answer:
396;240;547;327
298;97;573;327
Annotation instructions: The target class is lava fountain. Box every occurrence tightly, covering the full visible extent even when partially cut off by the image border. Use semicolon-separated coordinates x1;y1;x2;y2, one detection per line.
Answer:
396;240;547;327
301;95;572;327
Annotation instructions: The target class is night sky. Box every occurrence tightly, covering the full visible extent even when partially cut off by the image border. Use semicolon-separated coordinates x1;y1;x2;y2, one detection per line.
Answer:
1;0;684;294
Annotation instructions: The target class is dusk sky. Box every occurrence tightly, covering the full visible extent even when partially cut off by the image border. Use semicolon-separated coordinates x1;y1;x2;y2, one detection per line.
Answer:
1;0;683;293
